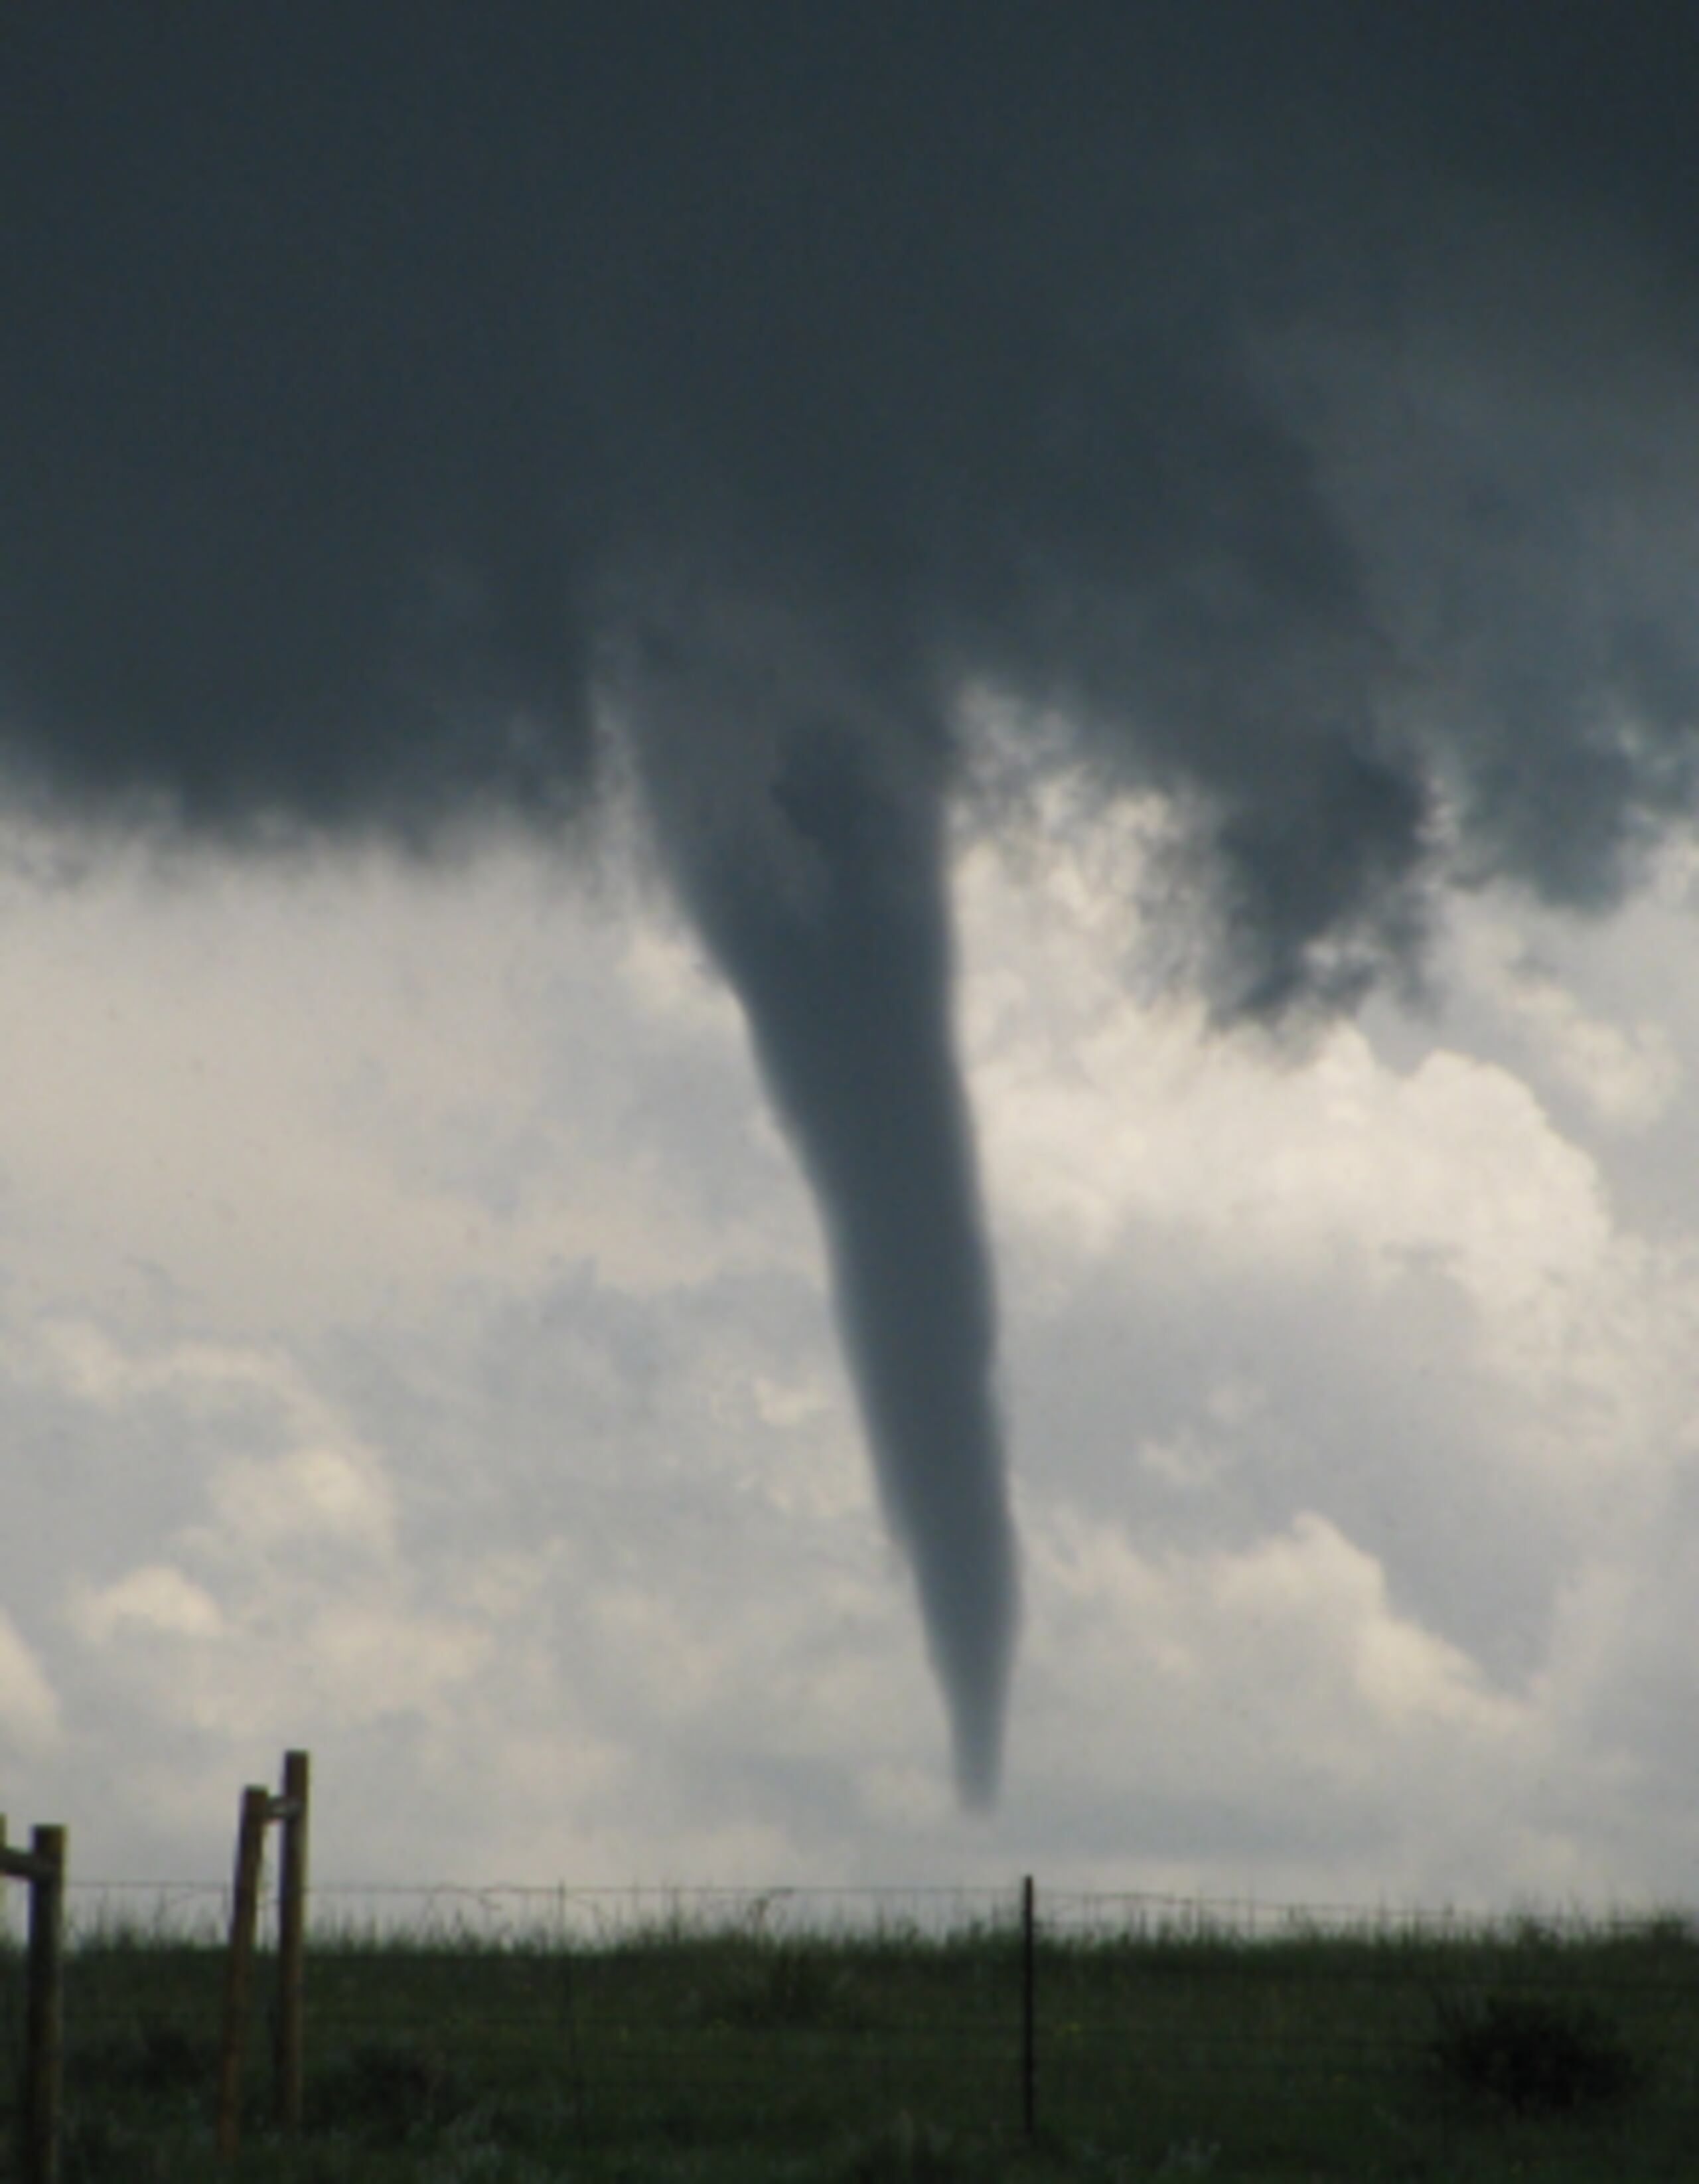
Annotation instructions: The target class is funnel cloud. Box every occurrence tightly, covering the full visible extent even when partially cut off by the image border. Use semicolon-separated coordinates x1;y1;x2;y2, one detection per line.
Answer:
617;601;1016;1799
5;4;1699;1796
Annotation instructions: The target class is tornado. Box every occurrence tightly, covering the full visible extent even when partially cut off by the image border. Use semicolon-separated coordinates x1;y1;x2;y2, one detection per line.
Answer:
8;5;1699;1803
618;613;1018;1802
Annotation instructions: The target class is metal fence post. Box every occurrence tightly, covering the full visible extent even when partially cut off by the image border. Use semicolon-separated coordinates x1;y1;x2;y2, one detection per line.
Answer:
1022;1873;1036;2140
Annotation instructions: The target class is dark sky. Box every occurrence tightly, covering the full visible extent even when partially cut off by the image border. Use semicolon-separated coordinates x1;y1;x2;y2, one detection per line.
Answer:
5;1;1699;1799
4;3;1696;988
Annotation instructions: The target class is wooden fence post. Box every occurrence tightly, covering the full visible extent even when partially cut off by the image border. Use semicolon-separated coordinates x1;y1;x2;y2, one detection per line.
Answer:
1;1815;66;2184
274;1749;310;2134
216;1786;271;2161
23;1826;64;2184
216;1752;313;2159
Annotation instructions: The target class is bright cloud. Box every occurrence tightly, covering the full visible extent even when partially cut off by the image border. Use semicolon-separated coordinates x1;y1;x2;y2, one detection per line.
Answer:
3;810;1699;1907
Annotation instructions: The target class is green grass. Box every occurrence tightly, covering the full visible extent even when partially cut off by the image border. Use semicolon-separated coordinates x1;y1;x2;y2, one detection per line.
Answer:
3;1909;1699;2179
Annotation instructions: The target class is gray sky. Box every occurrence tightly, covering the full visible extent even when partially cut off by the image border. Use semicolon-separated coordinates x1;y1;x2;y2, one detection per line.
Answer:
4;804;1699;1904
5;5;1699;1905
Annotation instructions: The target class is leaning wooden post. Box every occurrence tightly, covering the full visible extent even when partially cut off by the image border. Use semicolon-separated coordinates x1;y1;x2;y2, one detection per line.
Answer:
273;1749;310;2134
23;1825;65;2184
216;1786;270;2161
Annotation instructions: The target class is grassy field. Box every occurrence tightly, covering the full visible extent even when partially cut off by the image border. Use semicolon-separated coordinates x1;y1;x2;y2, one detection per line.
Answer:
3;1906;1699;2180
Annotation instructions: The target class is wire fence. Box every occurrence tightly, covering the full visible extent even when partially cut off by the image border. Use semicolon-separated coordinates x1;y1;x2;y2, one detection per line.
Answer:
52;1873;1692;1945
50;1877;1026;1946
6;1879;1699;2169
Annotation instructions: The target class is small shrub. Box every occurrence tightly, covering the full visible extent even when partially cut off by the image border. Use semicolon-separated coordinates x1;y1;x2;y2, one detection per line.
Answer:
715;1946;868;2031
70;2019;214;2109
1156;2142;1220;2175
60;2110;171;2184
1427;1988;1642;2116
313;2038;472;2142
838;2111;976;2183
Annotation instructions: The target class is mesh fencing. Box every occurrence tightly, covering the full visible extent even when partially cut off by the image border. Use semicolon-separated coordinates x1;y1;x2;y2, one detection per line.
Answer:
4;1880;1698;2169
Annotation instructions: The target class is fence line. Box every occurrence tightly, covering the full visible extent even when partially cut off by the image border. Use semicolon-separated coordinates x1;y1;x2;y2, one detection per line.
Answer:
20;1872;1699;2166
46;1875;1699;1947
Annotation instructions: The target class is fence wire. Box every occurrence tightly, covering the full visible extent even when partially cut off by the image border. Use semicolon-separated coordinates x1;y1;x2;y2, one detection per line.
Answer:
11;1882;1699;2170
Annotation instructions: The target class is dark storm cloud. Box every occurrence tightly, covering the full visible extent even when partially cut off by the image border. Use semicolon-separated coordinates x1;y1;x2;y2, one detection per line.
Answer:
5;1;1698;1792
5;5;1698;889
